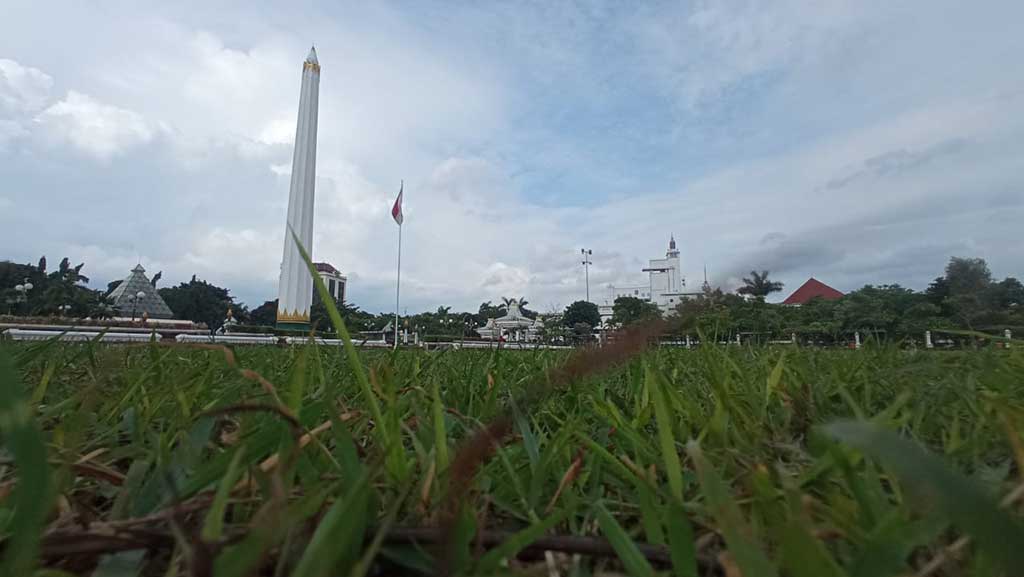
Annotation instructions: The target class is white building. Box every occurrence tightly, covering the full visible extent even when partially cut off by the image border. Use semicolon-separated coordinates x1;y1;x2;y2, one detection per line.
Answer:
477;299;541;342
314;262;347;303
601;236;687;320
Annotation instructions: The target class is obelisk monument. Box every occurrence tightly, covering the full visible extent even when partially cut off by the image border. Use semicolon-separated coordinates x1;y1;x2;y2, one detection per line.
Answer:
277;46;320;330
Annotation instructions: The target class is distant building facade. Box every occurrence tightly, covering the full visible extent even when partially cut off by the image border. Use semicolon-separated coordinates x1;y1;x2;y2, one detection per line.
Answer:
782;278;844;305
313;262;346;303
600;237;687;320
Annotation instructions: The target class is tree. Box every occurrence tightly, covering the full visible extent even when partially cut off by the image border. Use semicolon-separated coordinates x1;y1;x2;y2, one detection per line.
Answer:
501;296;530;309
789;296;843;342
562;300;600;330
986;278;1024;310
339;302;386;333
671;289;744;340
477;301;504;325
498;296;537;319
925;276;951;315
944;257;992;295
737;270;784;299
38;257;92;316
159;277;245;331
250;300;278;326
3;258;92;316
88;291;118;319
838;284;932;338
536;313;568;343
939;257;995;329
611;296;661;327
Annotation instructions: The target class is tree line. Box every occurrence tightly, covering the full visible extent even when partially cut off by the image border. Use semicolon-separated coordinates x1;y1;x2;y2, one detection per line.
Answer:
3;255;1020;342
657;257;1022;344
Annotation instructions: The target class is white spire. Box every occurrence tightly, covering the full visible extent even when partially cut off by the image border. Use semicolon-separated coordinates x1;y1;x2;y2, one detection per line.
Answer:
277;46;321;328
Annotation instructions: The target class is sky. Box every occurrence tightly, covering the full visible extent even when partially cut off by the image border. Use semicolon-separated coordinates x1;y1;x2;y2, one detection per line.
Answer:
1;1;1022;314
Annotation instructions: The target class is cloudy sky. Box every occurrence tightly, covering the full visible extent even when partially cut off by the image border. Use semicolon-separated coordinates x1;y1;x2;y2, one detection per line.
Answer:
2;1;1022;313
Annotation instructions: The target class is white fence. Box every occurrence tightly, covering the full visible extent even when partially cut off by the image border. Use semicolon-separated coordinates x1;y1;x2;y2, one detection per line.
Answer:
175;334;279;345
2;328;157;343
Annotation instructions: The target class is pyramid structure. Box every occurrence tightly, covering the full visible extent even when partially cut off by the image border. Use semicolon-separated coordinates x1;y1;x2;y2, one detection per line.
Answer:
108;264;174;319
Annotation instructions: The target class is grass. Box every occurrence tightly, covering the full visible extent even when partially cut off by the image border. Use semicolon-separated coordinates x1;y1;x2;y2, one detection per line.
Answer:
1;336;1023;576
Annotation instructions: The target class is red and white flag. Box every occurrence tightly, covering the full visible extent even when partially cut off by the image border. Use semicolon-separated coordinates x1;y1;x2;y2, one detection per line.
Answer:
391;181;404;226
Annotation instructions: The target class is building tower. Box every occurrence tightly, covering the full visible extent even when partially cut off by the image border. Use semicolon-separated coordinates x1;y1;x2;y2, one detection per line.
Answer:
277;47;321;330
660;235;682;294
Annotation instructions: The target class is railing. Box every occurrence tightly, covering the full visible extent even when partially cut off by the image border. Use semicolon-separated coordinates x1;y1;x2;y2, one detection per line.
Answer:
2;328;156;343
175;334;278;345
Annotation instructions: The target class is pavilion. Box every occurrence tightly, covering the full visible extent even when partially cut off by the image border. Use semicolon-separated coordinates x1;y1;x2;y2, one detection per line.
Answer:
477;299;540;342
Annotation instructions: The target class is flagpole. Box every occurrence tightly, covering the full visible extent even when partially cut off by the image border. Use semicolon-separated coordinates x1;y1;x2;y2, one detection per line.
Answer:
394;181;403;349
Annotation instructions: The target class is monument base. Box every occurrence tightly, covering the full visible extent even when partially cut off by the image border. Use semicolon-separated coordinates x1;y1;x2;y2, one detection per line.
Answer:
276;321;311;333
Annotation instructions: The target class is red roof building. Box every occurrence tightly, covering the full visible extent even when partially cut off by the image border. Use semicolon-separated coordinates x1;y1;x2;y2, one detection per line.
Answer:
782;278;844;305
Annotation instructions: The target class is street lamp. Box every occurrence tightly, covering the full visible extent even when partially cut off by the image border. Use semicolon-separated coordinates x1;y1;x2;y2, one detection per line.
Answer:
14;278;33;315
581;249;593;302
130;290;146;321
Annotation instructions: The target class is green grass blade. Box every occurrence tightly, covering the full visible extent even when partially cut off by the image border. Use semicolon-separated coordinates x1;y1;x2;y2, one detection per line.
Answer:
512;399;540;469
665;502;698;577
825;420;1024;573
431;379;449;472
0;348;54;576
476;510;568;573
290;229;384;433
286;344;308;414
30;357;57;406
90;550;146;577
291;468;371;577
764;351;785;416
201;446;247;542
595;501;655;577
349;483;412;577
647;363;684;503
778;505;847;577
637;476;666;545
687;441;778;577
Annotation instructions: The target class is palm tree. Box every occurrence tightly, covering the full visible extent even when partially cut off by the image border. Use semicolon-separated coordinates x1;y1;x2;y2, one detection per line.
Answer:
500;296;529;309
40;257;92;315
738;270;784;299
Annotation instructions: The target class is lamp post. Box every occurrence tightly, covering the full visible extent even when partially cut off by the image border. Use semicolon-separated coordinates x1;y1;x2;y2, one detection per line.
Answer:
130;290;146;321
581;248;593;302
14;278;33;315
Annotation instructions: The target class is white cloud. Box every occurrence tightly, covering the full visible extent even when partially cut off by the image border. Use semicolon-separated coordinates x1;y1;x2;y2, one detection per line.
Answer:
182;227;282;293
0;58;53;113
36;91;155;160
628;1;861;109
1;1;1022;314
0;118;28;149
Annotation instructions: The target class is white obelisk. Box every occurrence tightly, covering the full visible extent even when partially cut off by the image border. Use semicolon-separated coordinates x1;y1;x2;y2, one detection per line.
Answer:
277;46;320;330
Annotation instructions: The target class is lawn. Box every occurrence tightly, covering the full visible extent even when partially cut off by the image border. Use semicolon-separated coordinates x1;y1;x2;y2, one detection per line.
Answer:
1;335;1023;576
